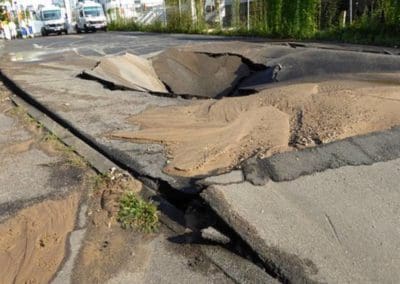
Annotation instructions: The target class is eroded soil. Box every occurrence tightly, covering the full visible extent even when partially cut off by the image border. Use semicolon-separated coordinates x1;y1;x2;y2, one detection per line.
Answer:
0;193;80;284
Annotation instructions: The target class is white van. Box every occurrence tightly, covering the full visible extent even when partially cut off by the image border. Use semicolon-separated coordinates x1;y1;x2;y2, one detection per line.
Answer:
39;5;68;36
75;1;107;33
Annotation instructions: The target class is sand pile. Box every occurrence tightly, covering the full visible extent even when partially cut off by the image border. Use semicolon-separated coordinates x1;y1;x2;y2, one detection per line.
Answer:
111;75;400;177
0;193;79;283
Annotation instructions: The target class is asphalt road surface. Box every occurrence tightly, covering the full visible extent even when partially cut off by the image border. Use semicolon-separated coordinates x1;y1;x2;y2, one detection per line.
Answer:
1;32;400;284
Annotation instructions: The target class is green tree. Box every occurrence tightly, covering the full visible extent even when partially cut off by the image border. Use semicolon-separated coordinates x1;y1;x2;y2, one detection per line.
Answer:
320;0;341;29
281;0;300;36
267;0;283;34
298;0;319;37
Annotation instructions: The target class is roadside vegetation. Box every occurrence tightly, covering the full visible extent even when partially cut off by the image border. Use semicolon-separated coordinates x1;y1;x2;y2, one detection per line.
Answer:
90;170;159;233
108;0;400;47
117;192;159;233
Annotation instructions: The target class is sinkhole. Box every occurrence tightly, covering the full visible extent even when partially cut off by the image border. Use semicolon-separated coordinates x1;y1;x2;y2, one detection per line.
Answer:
79;49;275;99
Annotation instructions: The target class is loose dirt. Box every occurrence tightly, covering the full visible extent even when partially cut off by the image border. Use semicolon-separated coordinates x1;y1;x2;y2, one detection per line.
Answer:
111;75;400;177
0;193;80;284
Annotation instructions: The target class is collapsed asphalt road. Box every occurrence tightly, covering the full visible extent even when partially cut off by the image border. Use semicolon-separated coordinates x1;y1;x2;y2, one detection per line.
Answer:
1;32;400;283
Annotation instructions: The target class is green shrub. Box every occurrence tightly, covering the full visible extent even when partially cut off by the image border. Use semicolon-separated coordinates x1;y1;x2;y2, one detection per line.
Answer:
108;0;400;47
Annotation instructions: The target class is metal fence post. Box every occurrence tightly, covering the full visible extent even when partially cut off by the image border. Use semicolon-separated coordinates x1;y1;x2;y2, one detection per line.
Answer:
247;0;250;30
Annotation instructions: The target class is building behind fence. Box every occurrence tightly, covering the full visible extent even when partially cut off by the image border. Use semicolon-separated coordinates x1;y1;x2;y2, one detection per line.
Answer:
110;0;400;38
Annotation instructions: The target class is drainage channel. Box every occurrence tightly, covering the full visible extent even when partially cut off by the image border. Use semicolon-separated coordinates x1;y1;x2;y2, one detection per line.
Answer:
0;69;284;283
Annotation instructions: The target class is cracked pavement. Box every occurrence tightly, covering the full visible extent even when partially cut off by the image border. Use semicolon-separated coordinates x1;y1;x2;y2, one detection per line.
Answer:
1;32;400;283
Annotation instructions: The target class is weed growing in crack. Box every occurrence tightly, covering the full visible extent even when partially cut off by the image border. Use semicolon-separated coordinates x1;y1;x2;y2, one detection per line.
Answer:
117;192;158;233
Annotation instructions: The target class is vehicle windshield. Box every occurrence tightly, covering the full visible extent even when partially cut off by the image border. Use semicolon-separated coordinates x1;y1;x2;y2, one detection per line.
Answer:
84;6;103;17
42;10;61;20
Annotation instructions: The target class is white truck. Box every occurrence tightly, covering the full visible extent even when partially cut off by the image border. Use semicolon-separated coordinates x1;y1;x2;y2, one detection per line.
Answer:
38;5;68;36
75;1;107;33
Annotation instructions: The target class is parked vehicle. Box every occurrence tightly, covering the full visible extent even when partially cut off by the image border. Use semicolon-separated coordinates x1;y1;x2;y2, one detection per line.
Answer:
75;1;107;33
38;5;68;36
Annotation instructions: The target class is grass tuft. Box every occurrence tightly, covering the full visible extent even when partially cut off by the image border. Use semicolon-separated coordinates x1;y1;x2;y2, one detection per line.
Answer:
117;192;159;233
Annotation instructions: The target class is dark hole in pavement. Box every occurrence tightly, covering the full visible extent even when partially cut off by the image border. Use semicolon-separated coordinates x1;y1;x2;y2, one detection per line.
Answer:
78;50;277;99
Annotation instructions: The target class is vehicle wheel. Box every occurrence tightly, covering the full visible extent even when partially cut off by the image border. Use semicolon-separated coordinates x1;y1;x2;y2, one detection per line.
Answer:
64;29;68;35
76;25;81;34
103;27;107;32
41;29;47;36
58;31;62;35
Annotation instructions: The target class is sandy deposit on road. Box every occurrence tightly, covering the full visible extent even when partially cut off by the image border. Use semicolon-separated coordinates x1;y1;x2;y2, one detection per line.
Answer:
0;193;80;284
112;75;400;177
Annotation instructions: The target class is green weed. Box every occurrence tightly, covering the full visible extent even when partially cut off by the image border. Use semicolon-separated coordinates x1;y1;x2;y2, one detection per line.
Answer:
117;192;159;233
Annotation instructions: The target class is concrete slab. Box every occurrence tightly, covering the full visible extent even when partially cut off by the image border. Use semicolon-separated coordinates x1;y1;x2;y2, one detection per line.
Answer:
83;53;168;93
202;160;400;283
0;148;60;205
108;233;234;284
198;171;244;186
0;101;66;219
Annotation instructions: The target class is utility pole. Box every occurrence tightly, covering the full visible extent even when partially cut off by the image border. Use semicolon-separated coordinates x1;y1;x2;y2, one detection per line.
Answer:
349;0;352;25
163;0;168;26
64;0;72;25
218;0;223;29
